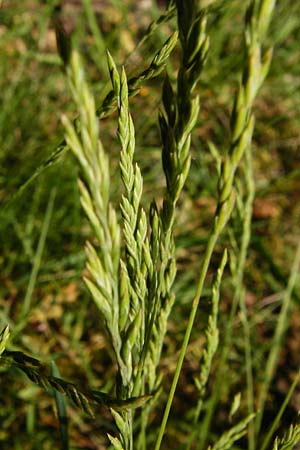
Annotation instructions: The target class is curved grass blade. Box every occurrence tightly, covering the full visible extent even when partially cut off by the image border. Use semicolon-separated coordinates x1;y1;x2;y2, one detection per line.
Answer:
1;350;151;416
51;361;69;450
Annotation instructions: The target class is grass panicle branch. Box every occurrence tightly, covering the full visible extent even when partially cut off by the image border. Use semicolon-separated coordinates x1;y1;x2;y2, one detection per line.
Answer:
0;349;150;416
102;31;179;119
133;0;176;54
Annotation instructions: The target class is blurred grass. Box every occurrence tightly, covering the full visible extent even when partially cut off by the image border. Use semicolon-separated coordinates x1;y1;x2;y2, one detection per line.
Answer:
1;0;300;449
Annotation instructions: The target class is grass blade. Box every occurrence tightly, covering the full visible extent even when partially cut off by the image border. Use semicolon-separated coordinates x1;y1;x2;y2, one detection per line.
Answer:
51;361;69;450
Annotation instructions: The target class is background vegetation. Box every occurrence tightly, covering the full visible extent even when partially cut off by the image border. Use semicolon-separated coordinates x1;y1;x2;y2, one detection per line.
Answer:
1;0;300;449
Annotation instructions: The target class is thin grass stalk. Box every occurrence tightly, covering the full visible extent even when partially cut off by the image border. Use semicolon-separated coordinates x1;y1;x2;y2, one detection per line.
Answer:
81;0;107;73
154;224;224;450
155;1;276;448
10;188;56;340
225;145;256;450
51;361;69;450
255;240;300;436
239;288;255;450
125;0;176;61
21;188;56;318
235;146;256;450
186;250;227;450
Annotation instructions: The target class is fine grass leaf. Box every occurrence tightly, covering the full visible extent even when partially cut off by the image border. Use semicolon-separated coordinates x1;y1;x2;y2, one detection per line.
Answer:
50;361;69;450
0;350;151;415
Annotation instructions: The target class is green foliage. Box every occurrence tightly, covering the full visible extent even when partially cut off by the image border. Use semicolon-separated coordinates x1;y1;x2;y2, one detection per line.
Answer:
1;0;300;449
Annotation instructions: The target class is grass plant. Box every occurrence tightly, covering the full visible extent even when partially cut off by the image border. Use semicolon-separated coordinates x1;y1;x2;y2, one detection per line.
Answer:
1;0;300;449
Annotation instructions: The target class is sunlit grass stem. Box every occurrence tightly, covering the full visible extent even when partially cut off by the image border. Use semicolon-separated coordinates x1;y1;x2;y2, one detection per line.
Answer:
255;240;300;436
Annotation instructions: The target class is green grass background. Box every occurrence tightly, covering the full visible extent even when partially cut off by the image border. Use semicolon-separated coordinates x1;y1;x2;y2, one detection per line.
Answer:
1;0;300;448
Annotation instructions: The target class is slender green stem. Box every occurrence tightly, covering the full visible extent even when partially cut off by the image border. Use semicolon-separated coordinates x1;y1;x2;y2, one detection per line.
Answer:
196;314;235;449
154;229;219;450
186;251;227;450
81;0;107;73
240;288;255;450
239;148;256;450
10;188;57;341
21;188;56;318
196;181;254;450
255;240;300;435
